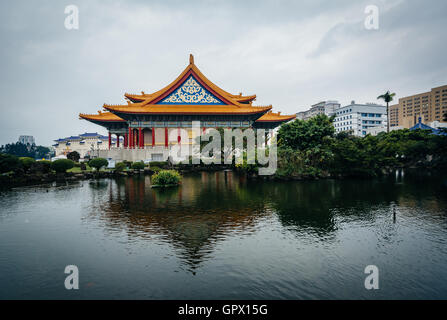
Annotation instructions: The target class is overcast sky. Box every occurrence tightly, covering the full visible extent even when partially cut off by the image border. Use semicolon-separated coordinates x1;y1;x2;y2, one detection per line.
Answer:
1;0;446;146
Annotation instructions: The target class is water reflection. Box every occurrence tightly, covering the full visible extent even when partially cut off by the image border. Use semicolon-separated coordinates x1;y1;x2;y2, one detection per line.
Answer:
83;171;447;274
84;172;270;271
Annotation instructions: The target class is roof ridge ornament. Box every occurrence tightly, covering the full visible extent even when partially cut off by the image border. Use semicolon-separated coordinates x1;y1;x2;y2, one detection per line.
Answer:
189;54;194;65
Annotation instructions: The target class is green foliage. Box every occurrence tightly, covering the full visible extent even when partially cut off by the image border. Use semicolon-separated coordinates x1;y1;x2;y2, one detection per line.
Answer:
51;159;75;173
67;151;80;162
115;162;126;172
0;142;51;159
151;170;182;186
19;157;35;172
377;91;396;104
34;160;52;174
150;166;162;173
149;161;169;168
88;158;108;171
277;114;335;151
131;162;145;170
123;161;133;169
0;153;22;174
275;115;447;179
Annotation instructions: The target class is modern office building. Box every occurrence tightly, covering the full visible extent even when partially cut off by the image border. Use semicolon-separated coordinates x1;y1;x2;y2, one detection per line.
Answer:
390;84;447;129
296;101;340;120
333;101;387;137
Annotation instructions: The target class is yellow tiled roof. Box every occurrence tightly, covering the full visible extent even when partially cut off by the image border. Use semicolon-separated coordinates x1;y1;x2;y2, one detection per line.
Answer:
79;111;124;122
104;104;272;115
256;111;296;122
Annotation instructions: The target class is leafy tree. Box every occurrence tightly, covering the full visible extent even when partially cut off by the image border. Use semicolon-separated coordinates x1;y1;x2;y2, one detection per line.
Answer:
0;153;22;174
67;151;80;162
19;157;36;172
115;162;126;172
33;160;52;174
277;114;334;151
0;142;51;159
51;159;74;173
131;162;145;170
443;112;447;122
88;158;108;171
377;90;396;133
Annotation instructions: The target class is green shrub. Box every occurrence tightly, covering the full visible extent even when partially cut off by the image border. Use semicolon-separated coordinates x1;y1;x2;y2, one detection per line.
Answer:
19;157;35;172
149;161;169;168
115;162;126;172
88;158;108;171
131;162;145;170
150;166;161;173
51;159;75;173
122;161;132;169
33;160;52;174
80;162;87;171
67;151;80;162
151;170;181;186
0;153;22;173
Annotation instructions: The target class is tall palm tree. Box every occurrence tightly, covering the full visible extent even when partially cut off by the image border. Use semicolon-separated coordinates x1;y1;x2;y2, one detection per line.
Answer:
377;91;396;133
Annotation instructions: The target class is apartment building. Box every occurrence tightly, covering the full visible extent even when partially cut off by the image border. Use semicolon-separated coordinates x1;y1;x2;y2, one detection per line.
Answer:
391;85;447;128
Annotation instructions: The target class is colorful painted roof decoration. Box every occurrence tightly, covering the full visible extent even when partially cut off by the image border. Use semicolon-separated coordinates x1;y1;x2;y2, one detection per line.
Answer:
80;54;295;126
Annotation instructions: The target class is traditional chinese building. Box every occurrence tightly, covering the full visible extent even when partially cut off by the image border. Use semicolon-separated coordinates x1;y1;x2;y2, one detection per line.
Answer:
80;55;295;161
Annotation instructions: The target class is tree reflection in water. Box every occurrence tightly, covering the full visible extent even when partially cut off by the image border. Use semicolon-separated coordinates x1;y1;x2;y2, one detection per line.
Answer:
83;171;447;273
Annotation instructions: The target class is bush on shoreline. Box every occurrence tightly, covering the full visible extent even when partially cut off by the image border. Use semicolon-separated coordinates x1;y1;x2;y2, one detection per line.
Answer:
88;158;108;171
151;170;181;187
115;162;126;172
51;159;75;173
131;162;145;170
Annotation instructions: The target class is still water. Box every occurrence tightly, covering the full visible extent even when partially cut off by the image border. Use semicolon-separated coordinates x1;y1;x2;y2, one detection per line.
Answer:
1;171;447;299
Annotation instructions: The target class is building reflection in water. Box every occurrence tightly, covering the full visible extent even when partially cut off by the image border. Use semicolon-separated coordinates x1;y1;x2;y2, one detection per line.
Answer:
85;171;271;272
83;172;447;273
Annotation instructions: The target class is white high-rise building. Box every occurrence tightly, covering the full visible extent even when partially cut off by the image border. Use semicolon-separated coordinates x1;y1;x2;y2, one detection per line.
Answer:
18;135;35;145
333;101;387;137
296;101;340;120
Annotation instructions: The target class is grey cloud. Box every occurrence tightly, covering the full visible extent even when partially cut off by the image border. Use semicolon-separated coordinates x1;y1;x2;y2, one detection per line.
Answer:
0;0;446;146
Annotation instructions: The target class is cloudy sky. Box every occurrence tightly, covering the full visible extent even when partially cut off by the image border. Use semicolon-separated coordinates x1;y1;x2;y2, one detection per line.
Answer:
1;0;446;146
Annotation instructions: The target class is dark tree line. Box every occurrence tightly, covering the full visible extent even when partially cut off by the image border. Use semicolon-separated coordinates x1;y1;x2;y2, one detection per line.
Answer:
0;142;52;159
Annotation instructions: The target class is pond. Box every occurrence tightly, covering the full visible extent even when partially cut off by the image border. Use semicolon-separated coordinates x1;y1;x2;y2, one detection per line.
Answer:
1;171;447;299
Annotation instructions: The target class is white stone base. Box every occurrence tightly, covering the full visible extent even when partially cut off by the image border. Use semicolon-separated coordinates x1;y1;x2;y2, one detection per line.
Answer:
98;147;170;162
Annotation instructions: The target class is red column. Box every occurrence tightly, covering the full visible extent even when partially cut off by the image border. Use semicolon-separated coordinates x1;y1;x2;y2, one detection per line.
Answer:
128;127;132;149
124;133;128;148
203;127;206;134
108;132;111;149
138;127;142;149
152;128;155;147
178;127;181;144
117;134;120;148
164;127;168;148
142;129;145;148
